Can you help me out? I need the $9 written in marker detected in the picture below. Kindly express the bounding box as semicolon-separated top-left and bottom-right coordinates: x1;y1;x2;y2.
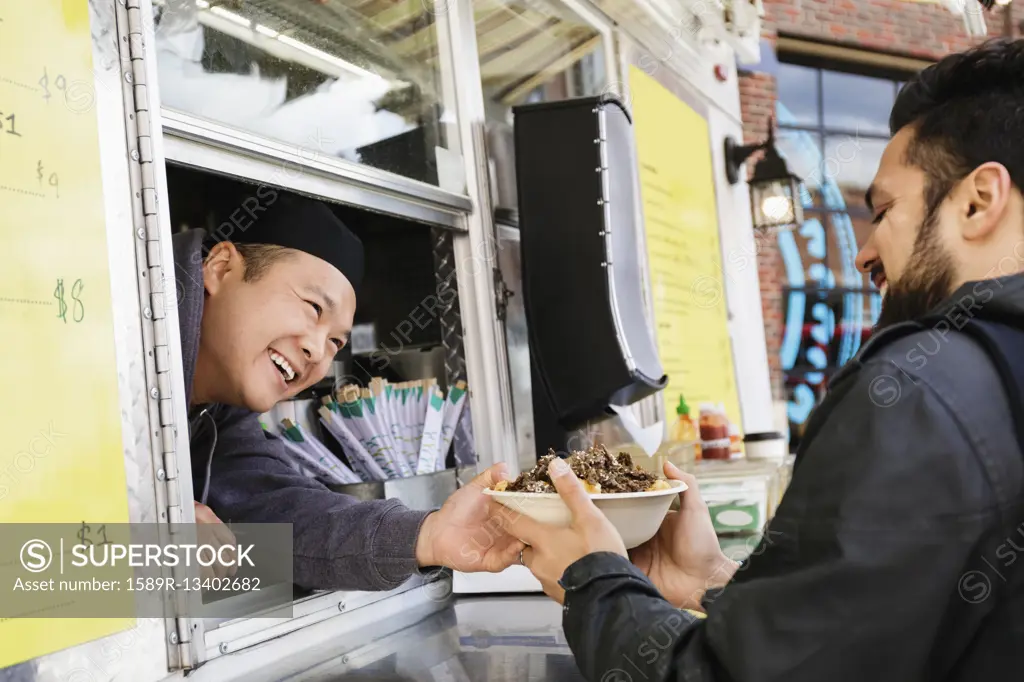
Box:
37;161;59;198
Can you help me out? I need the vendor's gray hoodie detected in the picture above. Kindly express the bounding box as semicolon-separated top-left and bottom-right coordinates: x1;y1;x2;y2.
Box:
173;229;429;591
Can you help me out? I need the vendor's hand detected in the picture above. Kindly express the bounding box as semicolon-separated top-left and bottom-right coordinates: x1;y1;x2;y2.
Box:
415;464;525;573
628;462;738;611
493;458;627;604
194;501;238;580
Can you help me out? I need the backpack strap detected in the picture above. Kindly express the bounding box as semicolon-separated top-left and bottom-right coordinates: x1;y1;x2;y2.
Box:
941;319;1024;460
854;317;1024;456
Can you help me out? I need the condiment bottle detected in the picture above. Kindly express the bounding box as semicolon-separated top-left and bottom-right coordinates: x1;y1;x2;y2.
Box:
671;396;698;443
670;395;700;461
700;403;731;460
729;422;742;456
719;403;743;457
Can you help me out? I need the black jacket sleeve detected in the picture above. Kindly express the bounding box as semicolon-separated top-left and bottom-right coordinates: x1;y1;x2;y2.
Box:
561;362;1007;682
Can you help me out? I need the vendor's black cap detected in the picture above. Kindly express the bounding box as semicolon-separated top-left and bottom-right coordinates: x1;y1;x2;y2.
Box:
203;191;364;295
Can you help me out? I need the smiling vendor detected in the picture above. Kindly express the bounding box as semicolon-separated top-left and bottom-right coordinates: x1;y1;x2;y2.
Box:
172;191;523;591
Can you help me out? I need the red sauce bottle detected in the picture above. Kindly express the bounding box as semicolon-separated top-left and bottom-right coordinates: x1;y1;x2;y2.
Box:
699;404;731;460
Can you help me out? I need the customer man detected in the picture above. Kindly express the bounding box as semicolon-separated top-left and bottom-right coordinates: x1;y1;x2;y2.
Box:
499;40;1024;680
174;192;523;591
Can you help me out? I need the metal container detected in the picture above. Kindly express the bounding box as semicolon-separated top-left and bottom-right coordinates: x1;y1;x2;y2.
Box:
327;479;387;503
328;468;460;511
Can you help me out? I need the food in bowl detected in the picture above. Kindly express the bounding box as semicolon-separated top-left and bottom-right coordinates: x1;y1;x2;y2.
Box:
485;445;684;548
491;445;673;494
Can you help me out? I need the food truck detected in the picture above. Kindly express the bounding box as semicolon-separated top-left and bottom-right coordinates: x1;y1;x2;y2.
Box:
0;0;783;679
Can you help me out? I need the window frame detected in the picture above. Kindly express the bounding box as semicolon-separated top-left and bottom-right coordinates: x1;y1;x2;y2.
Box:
774;56;916;439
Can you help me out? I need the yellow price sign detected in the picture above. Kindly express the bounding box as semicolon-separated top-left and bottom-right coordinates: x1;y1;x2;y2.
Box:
0;0;133;666
629;66;743;431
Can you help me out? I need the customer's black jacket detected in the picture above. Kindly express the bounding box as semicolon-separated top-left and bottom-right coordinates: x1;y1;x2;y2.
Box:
562;275;1024;682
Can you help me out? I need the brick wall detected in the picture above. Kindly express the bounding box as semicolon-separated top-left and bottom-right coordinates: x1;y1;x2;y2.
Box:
762;0;1014;56
738;72;783;394
741;0;1022;399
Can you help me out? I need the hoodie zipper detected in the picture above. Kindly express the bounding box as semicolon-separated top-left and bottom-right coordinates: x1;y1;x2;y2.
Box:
188;406;219;506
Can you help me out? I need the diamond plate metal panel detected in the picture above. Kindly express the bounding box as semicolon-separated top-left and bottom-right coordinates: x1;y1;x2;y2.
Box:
431;226;465;386
430;226;477;467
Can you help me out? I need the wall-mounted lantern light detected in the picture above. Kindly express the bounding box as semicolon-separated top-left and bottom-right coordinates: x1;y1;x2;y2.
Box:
724;120;804;232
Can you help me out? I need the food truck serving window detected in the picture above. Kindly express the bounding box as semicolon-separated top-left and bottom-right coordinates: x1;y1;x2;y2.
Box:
152;0;459;188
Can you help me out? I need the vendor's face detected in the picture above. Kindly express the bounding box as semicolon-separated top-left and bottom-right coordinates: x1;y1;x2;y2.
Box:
200;243;355;413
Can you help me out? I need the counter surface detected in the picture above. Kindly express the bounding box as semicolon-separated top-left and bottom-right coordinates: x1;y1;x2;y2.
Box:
278;595;585;682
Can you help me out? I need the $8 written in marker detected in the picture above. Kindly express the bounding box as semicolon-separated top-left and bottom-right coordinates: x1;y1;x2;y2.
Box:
53;278;84;323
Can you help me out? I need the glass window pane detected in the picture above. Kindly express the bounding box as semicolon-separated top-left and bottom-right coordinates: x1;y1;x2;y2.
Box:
781;289;837;370
826;212;868;289
776;127;824;209
861;290;883;341
822;71;894;135
783;287;880;376
822;135;887;206
785;372;828;448
476;0;607;210
785;288;880;368
832;289;879;364
476;0;607;124
781;212;832;286
153;0;457;187
776;63;819;128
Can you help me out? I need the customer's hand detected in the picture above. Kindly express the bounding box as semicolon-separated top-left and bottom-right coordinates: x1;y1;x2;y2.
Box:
415;464;525;573
493;458;627;604
628;462;738;611
194;500;238;580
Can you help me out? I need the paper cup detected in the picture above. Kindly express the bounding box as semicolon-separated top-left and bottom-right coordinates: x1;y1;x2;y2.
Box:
743;432;788;460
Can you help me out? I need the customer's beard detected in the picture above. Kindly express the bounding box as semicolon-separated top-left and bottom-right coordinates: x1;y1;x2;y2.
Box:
874;211;956;331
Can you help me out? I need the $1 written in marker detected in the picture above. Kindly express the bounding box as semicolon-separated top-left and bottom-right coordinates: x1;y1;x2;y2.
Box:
0;109;22;137
77;522;112;547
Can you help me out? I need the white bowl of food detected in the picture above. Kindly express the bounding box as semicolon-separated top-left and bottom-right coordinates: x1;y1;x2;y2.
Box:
485;447;686;549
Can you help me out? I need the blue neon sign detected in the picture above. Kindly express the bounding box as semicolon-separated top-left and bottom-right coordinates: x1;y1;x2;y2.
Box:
775;103;881;438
